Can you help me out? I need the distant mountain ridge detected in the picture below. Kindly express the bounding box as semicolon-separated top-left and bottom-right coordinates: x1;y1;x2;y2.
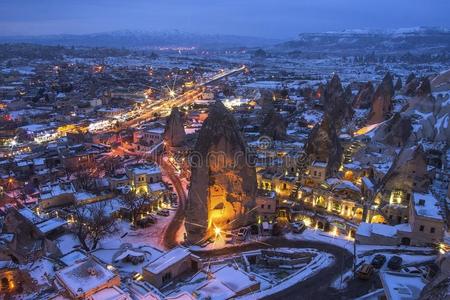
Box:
277;26;450;54
0;30;279;49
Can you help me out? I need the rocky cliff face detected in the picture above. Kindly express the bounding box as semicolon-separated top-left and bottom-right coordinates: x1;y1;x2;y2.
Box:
373;112;412;146
431;68;450;92
353;81;374;109
323;74;354;129
186;101;257;243
163;107;186;148
383;144;430;194
415;77;432;97
367;73;394;125
305;115;343;177
407;92;450;144
260;109;287;140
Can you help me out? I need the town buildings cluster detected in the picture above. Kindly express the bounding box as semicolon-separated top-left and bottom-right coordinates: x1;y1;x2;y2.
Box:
0;41;449;299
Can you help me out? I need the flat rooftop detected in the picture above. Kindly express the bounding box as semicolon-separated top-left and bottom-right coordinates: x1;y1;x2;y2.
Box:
380;271;426;300
144;247;191;275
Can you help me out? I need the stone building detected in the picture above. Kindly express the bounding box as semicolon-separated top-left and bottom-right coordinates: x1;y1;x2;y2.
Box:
255;190;277;223
256;169;295;200
55;258;121;299
142;247;201;288
356;191;445;246
126;163;162;195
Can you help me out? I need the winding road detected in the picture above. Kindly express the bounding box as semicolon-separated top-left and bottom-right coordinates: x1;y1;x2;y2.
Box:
161;157;187;249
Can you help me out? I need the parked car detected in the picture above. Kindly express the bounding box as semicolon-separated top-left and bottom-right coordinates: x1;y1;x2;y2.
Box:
402;266;428;279
237;228;249;241
388;256;403;270
292;221;306;233
357;264;374;280
371;254;387;268
157;209;170;217
136;216;154;228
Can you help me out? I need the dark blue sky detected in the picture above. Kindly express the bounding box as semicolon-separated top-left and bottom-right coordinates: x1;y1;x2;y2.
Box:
1;0;449;38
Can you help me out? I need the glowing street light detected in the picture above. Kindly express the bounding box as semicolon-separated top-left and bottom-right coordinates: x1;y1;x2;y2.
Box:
214;227;221;236
213;224;222;240
169;90;176;98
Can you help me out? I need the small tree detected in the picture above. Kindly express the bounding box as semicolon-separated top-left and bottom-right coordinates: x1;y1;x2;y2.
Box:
72;167;98;192
120;192;155;225
71;201;117;250
103;156;121;174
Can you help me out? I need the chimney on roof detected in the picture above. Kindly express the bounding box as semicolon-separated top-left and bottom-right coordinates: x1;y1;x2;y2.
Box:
87;267;97;276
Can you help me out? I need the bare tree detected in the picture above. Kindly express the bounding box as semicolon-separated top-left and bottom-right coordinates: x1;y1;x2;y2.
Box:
71;201;117;250
72;167;98;192
102;156;121;174
120;192;156;225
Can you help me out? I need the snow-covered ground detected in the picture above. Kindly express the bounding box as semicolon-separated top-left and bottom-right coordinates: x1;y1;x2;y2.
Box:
25;257;56;286
286;228;435;259
238;249;334;299
286;228;356;252
99;212;174;251
164;248;333;300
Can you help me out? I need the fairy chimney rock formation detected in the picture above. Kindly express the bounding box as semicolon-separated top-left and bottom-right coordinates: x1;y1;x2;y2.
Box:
394;77;403;91
163;107;186;148
323;74;354;129
353;81;374;109
260;109;287;140
367;72;394;125
373;112;412;147
402;73;419;96
305;115;343;177
186;101;257;243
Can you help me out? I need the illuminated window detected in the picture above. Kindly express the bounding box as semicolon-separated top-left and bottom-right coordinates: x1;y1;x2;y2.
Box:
389;190;403;204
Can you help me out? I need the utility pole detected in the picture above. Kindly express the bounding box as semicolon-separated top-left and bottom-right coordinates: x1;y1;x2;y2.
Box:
353;239;357;279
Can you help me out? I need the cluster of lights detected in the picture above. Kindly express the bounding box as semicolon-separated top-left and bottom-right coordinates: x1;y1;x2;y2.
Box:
34;132;59;144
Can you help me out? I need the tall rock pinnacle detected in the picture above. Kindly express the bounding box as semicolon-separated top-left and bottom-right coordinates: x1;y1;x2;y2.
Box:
323;73;354;129
353;81;374;109
367;72;394;125
260;109;287;140
185;101;257;243
305;114;343;178
163;107;186;148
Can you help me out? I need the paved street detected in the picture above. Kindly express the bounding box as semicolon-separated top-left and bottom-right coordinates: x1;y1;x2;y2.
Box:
191;237;382;299
161;158;187;249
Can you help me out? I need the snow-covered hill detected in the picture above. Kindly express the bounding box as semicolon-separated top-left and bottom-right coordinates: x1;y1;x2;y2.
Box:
277;27;450;55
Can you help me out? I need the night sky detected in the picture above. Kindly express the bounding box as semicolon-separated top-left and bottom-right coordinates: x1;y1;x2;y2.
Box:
1;0;449;38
